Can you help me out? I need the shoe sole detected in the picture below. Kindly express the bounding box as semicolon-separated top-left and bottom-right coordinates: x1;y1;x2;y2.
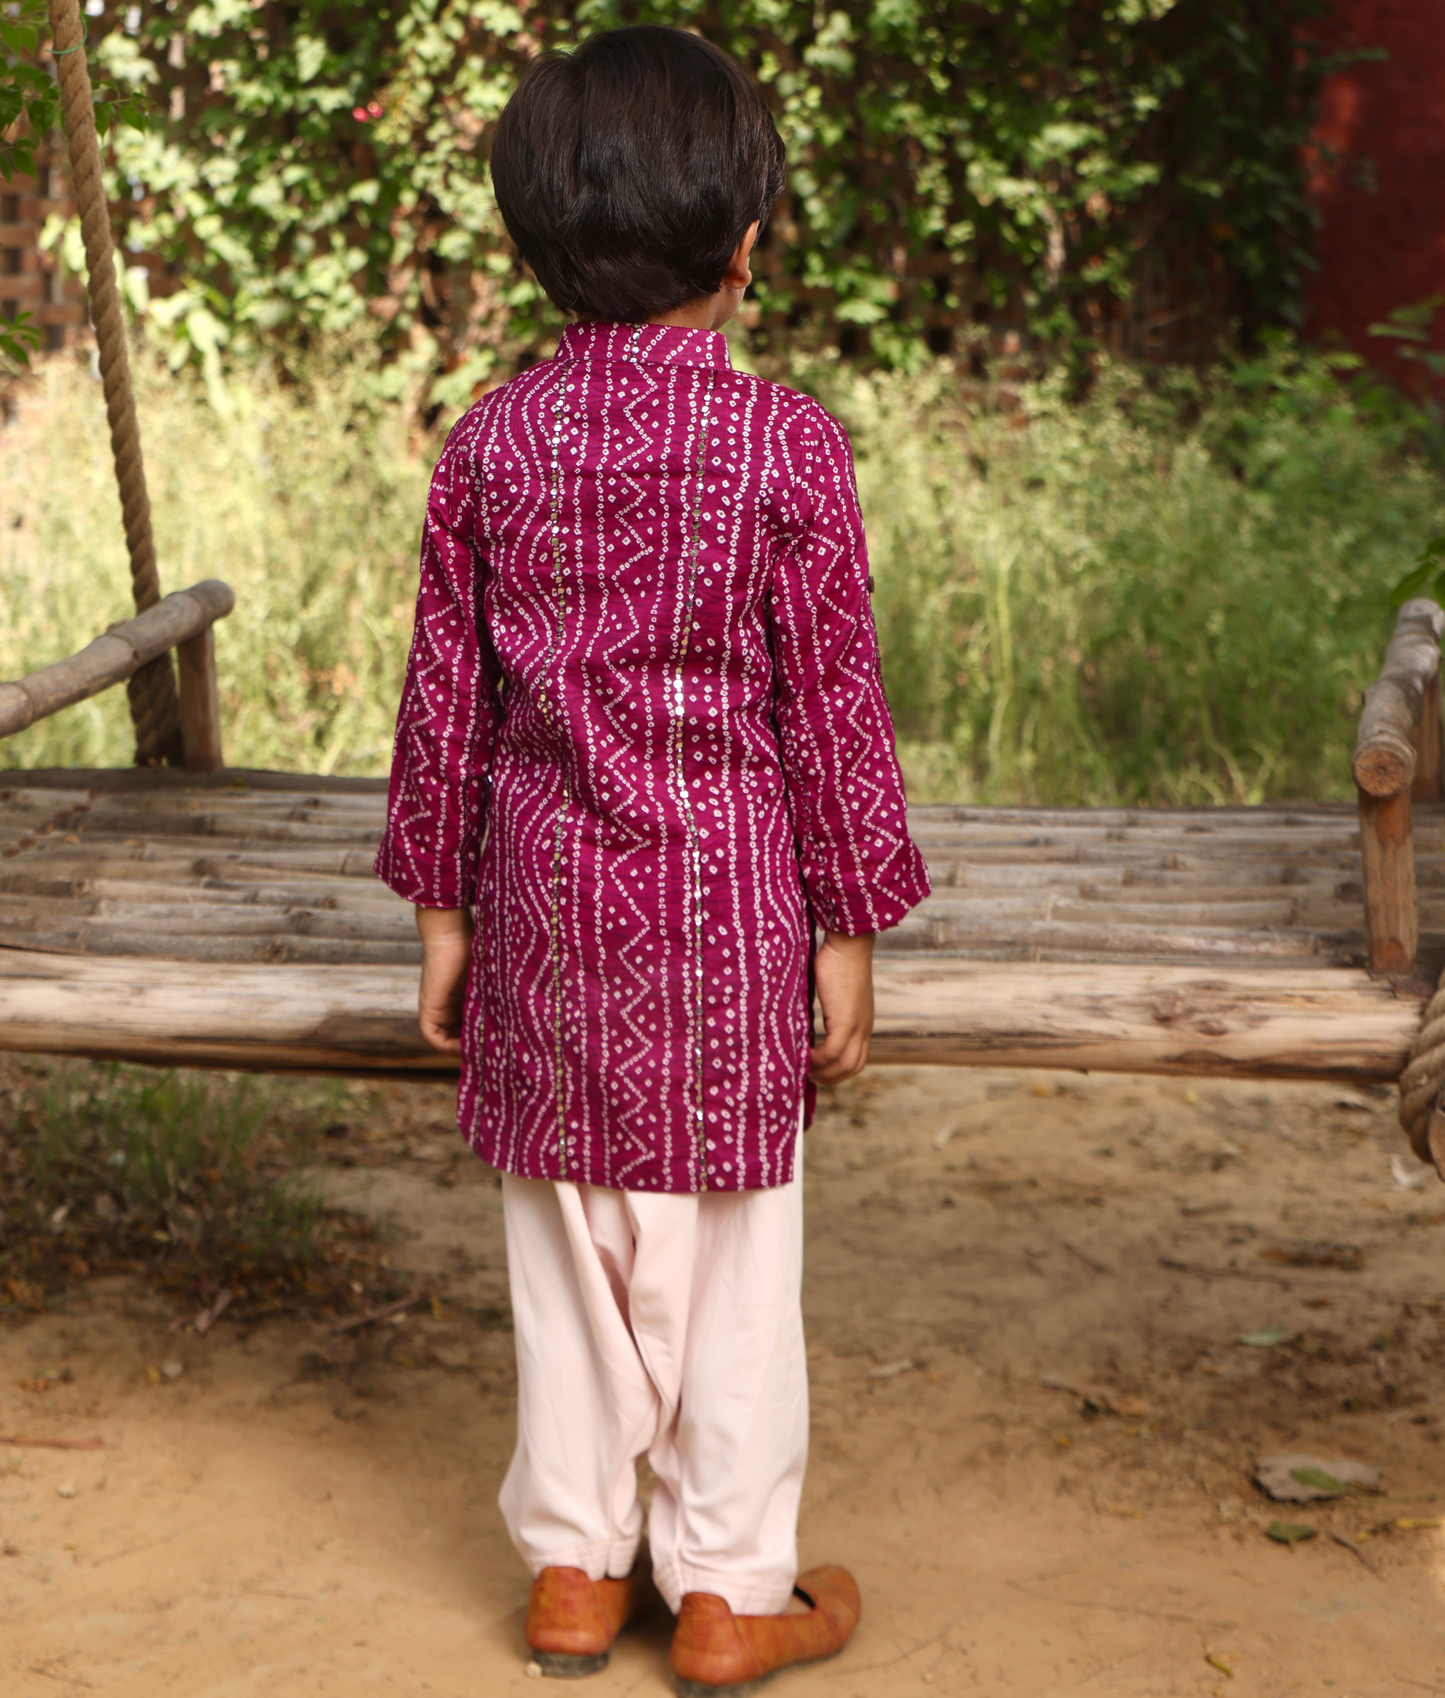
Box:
674;1643;847;1696
533;1649;610;1678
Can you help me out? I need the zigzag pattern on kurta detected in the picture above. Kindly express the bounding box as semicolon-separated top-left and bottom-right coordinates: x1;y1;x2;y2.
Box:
376;321;929;1193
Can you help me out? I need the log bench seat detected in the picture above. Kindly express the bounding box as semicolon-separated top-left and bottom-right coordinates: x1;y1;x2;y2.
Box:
0;768;1427;1084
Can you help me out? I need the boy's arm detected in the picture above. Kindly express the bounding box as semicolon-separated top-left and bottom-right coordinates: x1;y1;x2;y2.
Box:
374;418;503;1051
768;401;931;1016
374;417;504;914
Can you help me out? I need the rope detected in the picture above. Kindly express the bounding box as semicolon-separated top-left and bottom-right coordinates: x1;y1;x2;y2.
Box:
46;0;182;766
1399;967;1445;1174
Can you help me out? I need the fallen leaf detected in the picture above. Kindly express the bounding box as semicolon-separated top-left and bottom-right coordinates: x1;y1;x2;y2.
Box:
1266;1521;1317;1546
1238;1327;1289;1348
1205;1653;1234;1677
1255;1453;1383;1502
145;1366;162;1385
1292;1468;1348;1493
1394;1518;1441;1531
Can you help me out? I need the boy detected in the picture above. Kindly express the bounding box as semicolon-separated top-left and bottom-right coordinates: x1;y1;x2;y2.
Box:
376;25;929;1694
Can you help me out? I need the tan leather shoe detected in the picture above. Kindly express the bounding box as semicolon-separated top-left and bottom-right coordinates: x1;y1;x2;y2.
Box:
670;1565;861;1695
525;1558;657;1678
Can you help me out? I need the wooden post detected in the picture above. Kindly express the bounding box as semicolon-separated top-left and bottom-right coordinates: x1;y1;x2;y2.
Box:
1353;598;1445;975
1413;667;1443;802
1357;788;1418;973
177;627;224;774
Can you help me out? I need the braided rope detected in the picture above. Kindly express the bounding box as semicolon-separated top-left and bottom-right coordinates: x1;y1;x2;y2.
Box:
1399;970;1445;1173
47;0;181;765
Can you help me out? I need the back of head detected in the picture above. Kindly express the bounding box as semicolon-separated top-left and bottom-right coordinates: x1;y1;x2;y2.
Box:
491;26;786;324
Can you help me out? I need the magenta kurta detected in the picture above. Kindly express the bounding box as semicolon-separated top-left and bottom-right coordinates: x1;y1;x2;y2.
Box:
376;320;929;1193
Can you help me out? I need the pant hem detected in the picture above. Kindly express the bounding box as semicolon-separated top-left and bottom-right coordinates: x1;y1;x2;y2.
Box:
520;1534;642;1584
651;1555;796;1617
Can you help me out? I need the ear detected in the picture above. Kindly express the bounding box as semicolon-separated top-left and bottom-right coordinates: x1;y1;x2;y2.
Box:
722;221;760;291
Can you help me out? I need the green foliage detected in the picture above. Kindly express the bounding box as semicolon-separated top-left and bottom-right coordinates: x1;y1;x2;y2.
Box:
0;337;432;774
4;337;1440;807
0;0;149;368
7;1058;328;1284
821;337;1445;804
77;0;1337;382
1390;533;1445;607
1368;297;1445;386
0;0;64;191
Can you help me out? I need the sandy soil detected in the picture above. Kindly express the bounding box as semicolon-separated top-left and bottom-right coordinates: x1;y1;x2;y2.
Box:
4;1065;1445;1698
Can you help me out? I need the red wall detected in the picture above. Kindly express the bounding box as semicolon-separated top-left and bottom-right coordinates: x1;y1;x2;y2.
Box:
1306;0;1445;392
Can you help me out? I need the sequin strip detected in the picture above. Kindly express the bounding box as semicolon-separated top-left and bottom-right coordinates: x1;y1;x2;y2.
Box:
668;365;715;1188
543;364;573;1177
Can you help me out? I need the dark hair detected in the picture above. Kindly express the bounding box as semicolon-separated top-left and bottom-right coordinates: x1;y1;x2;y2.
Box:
490;26;785;323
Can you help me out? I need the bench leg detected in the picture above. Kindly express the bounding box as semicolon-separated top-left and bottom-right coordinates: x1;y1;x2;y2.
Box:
1358;786;1417;974
177;628;224;775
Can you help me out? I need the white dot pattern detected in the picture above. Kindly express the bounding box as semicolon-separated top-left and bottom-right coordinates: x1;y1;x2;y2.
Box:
375;320;930;1193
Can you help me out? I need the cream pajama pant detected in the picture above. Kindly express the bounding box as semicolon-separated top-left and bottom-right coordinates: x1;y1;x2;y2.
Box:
498;1131;808;1617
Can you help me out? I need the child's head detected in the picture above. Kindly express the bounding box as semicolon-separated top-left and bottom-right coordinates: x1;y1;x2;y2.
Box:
491;26;785;326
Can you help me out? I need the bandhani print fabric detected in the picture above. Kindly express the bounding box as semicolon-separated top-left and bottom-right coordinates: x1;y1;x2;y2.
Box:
376;320;929;1193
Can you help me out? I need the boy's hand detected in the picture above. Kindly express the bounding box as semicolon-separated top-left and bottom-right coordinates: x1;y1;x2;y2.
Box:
809;931;875;1085
415;906;474;1054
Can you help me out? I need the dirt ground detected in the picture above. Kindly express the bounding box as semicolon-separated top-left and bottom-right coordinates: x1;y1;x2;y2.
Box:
4;1064;1445;1698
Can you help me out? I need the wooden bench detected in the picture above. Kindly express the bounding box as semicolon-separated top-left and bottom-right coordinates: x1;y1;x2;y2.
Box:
0;591;1438;1086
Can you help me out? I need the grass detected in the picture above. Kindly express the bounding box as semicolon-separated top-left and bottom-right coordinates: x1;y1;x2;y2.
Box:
827;346;1445;805
0;340;429;778
0;1053;394;1312
2;335;1442;804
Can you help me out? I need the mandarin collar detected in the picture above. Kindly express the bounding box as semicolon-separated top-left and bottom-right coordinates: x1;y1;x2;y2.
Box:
557;320;732;371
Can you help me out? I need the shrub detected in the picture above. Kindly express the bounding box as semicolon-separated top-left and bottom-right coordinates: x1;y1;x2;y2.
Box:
2;338;1440;804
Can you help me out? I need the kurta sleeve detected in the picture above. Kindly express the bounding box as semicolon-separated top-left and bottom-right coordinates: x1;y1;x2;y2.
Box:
767;400;931;935
374;415;503;908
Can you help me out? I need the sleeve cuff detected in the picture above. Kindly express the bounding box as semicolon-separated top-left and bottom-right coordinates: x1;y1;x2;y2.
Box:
807;841;932;935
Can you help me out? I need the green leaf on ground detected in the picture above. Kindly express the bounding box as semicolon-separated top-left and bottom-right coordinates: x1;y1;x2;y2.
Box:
1266;1521;1317;1546
1290;1468;1347;1493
